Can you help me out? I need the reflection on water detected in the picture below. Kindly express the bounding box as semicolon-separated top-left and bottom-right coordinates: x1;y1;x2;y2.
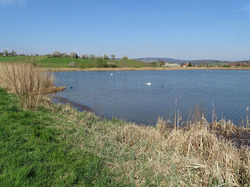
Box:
51;70;250;126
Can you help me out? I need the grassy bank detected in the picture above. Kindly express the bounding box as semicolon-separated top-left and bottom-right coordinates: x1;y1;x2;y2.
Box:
0;88;126;186
0;87;249;186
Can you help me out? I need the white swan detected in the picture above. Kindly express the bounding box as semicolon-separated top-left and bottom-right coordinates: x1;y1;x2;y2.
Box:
110;73;113;76
146;83;151;86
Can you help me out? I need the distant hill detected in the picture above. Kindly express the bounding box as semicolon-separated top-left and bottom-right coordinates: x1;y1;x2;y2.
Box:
135;57;222;64
135;57;250;64
135;57;188;64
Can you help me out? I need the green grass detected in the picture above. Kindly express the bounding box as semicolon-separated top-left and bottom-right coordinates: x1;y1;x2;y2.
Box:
0;56;47;63
39;57;87;68
0;56;154;69
117;59;153;68
0;88;125;186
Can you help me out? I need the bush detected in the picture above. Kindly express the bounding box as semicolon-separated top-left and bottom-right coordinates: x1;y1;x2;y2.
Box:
0;63;54;110
62;53;70;58
96;59;108;68
107;61;118;68
90;54;95;59
70;52;78;58
81;54;89;59
50;51;62;58
68;61;76;67
121;55;128;60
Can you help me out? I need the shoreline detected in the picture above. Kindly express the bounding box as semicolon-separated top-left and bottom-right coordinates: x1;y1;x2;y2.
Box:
45;66;250;72
47;93;250;147
51;96;93;112
1;87;249;186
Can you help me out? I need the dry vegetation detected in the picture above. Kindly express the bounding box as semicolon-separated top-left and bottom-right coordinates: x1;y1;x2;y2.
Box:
0;63;57;110
52;104;249;186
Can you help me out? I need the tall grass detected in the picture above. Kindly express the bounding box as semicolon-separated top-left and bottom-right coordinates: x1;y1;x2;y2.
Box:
0;63;54;110
247;106;249;129
50;104;249;186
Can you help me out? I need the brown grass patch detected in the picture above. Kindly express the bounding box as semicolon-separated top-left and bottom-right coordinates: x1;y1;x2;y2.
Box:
41;86;65;94
118;120;249;186
54;106;249;186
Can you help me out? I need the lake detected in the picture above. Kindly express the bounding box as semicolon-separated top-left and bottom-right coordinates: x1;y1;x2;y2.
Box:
51;70;250;126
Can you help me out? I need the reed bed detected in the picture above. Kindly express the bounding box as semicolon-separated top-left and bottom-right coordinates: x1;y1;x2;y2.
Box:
51;104;249;186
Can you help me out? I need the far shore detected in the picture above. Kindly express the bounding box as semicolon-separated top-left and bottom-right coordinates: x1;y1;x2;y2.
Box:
45;66;250;72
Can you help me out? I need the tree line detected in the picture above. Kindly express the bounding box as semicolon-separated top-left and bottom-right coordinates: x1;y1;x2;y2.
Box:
0;50;17;57
49;51;122;60
0;50;129;60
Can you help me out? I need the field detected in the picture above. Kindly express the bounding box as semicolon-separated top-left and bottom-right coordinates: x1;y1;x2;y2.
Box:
0;56;154;69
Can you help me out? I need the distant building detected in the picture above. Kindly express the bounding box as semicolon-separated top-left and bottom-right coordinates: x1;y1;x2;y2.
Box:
229;62;246;67
181;63;190;67
163;63;180;68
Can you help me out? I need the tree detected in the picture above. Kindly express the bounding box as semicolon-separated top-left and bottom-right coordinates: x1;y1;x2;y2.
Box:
12;50;17;56
122;55;128;60
0;52;3;56
111;54;115;60
188;62;192;67
81;54;89;59
90;54;95;59
158;60;166;66
70;52;78;58
8;52;13;57
51;51;62;58
8;50;17;57
103;54;109;60
3;50;8;57
62;53;70;58
97;55;103;59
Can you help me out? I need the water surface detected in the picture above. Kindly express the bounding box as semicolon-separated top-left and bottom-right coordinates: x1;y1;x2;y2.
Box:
51;70;250;126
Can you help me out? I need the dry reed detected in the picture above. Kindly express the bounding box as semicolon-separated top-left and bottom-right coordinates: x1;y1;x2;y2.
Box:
0;63;54;110
53;104;249;186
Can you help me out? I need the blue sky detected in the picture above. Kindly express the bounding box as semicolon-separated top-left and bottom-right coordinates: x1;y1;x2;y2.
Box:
1;0;250;60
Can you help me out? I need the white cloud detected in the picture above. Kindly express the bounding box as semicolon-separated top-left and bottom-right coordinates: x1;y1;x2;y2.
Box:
238;5;250;11
0;0;25;6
